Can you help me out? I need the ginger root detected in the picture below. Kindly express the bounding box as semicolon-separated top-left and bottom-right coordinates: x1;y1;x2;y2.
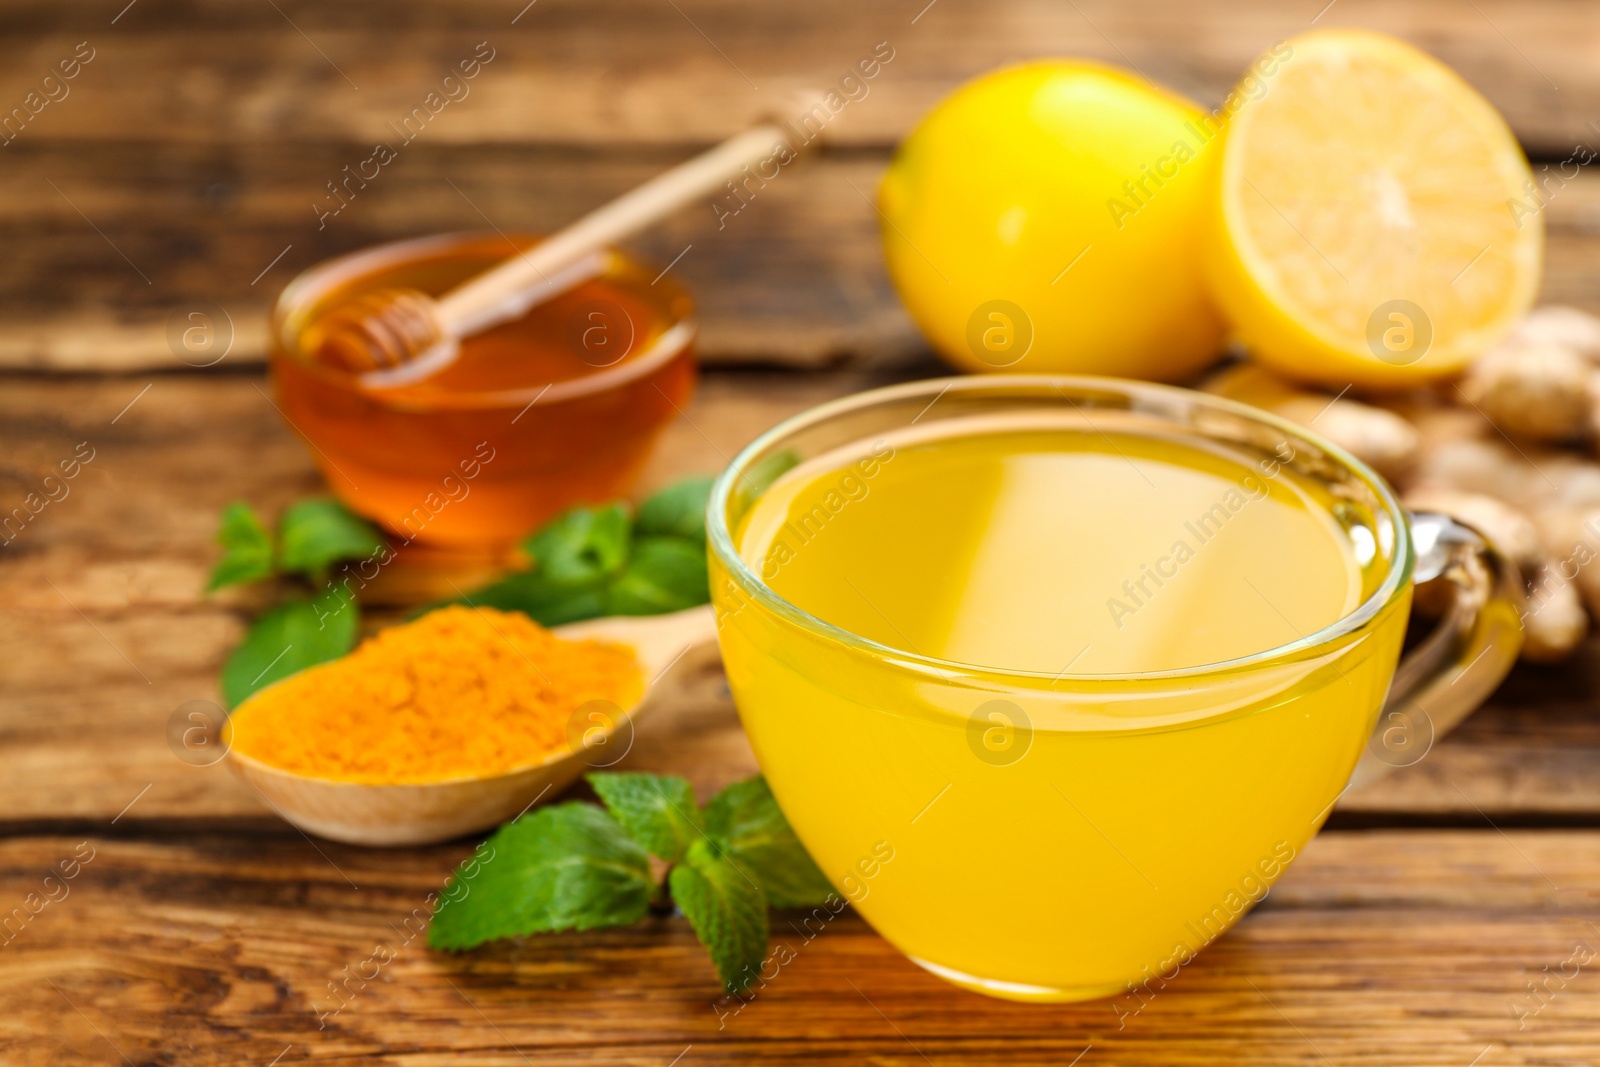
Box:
1529;506;1600;619
1407;429;1600;516
1201;363;1420;480
1401;490;1592;662
1271;395;1420;480
1206;307;1600;665
1457;341;1595;442
1400;486;1544;574
1521;564;1589;663
1508;305;1600;359
1407;437;1530;507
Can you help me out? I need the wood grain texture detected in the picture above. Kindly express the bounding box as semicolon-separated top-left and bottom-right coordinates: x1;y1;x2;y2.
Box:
0;144;916;371
0;0;1589;151
1;0;1597;372
7;144;1600;374
2;369;1599;828
0;369;880;825
1339;653;1600;822
5;5;1600;1060
2;830;1597;1065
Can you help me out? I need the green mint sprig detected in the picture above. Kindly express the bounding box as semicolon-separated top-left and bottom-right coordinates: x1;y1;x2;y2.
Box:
428;773;833;994
208;502;275;591
274;498;388;578
453;476;714;626
210;476;715;707
220;588;360;708
208;497;386;707
209;497;386;593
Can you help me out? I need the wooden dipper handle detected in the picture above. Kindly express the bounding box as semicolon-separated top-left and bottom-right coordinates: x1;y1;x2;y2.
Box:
434;123;792;336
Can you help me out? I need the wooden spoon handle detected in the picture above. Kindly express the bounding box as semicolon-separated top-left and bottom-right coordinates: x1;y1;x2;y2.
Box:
553;603;720;683
435;125;788;333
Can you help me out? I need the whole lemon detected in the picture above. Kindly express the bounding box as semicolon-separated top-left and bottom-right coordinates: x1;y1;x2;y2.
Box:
879;61;1225;380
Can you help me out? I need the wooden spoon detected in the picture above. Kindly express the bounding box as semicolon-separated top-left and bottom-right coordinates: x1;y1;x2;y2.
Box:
306;120;797;386
225;604;720;847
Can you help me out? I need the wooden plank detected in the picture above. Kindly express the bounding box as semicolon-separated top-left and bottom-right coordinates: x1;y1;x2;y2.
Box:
0;144;916;372
1341;651;1600;822
0;369;882;825
0;0;1589;153
3;141;1600;373
4;370;1600;826
1;829;1595;1064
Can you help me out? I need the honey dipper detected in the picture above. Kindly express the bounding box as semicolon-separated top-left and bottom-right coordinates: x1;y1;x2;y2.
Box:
306;116;811;385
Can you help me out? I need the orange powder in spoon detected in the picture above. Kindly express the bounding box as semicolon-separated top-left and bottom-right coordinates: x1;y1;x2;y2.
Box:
226;606;643;783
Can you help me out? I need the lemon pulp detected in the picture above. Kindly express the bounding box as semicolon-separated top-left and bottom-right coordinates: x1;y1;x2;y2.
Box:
1208;29;1541;387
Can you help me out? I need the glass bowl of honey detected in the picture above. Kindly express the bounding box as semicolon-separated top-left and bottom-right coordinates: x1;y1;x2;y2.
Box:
270;233;696;550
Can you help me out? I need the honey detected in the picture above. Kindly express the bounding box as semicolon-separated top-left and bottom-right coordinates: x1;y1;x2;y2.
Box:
271;233;695;548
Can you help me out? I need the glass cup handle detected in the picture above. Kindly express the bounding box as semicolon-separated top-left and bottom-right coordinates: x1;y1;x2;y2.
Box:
1349;510;1526;789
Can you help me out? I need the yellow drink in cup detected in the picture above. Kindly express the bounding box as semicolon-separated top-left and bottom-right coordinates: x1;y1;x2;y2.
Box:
707;377;1521;1001
738;428;1376;675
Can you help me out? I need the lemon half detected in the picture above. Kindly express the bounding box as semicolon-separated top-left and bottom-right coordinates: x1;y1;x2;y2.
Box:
1207;29;1542;388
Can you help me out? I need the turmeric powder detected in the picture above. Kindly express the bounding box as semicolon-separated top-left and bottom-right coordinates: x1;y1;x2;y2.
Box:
227;606;643;783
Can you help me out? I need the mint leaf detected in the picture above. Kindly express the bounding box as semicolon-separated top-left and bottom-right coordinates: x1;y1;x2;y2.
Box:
449;489;711;627
453;570;610;627
220;587;359;707
636;476;715;542
208;502;275;591
588;772;702;862
704;777;833;908
671;838;769;993
525;503;632;585
604;535;708;616
277;499;385;578
428;803;653;951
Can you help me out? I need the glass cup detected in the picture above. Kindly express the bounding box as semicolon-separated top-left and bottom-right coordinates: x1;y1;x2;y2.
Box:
271;232;695;549
707;376;1522;1002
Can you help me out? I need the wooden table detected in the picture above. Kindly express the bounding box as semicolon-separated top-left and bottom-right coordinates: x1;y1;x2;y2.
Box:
5;2;1600;1063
